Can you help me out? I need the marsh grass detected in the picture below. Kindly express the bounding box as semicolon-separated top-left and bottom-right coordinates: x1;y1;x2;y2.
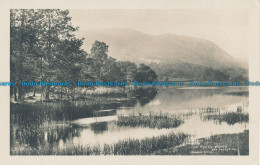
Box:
180;107;221;120
169;130;249;155
198;107;220;114
203;112;249;125
10;95;122;122
117;113;183;129
11;132;188;155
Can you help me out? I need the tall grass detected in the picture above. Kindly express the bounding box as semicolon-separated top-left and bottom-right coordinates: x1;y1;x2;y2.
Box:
170;130;249;155
198;107;220;114
203;112;249;125
117;113;183;129
11;132;188;155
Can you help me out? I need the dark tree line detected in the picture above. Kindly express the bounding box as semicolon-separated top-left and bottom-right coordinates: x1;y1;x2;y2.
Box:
10;9;158;102
149;62;248;82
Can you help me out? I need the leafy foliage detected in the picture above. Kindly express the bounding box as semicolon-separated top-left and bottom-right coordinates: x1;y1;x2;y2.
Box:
10;9;158;102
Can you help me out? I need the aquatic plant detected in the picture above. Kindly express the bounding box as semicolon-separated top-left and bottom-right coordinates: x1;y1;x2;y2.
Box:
203;112;249;125
117;113;183;129
11;132;188;155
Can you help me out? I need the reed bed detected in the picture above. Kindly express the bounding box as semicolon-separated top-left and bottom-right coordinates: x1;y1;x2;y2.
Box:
198;107;220;114
203;112;249;125
11;132;188;155
117;113;184;129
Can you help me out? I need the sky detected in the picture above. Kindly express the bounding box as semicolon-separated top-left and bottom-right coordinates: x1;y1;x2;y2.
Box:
69;9;249;59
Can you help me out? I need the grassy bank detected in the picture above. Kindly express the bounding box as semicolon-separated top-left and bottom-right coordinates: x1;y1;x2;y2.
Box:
162;130;249;155
10;94;125;123
117;113;183;129
11;132;188;155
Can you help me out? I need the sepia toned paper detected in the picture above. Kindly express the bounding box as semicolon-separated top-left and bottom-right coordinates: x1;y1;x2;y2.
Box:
0;0;259;164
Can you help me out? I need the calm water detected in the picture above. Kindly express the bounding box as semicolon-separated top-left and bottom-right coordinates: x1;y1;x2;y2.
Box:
10;87;249;150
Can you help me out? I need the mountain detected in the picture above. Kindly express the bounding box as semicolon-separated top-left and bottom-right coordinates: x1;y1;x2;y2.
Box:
77;28;246;70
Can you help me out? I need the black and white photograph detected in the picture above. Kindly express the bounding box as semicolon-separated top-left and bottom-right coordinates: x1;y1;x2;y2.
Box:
0;0;259;164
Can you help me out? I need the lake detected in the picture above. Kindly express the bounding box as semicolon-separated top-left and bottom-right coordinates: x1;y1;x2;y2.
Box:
10;86;249;154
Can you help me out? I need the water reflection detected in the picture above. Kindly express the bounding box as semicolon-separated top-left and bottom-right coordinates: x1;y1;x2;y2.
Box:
10;87;249;150
121;87;249;114
130;87;158;106
90;122;108;134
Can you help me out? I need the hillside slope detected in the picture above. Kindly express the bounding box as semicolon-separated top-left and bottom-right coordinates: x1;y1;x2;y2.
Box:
78;28;245;70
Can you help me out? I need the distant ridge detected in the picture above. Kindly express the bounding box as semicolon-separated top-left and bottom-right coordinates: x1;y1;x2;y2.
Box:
77;28;246;70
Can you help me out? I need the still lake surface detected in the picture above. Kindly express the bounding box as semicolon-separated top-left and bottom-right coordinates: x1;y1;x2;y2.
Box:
10;87;249;150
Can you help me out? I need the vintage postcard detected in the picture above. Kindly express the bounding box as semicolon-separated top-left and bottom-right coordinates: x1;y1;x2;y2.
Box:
0;0;259;164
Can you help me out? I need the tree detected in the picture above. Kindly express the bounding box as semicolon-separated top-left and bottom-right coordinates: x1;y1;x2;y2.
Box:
90;40;109;79
10;9;39;101
134;63;158;82
101;57;122;82
117;61;137;82
10;9;85;101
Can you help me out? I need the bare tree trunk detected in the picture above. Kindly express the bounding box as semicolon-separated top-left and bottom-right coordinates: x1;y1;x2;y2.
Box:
66;88;70;100
45;86;50;100
18;86;22;101
33;86;36;96
14;86;17;101
60;88;63;99
40;57;44;100
41;85;44;100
